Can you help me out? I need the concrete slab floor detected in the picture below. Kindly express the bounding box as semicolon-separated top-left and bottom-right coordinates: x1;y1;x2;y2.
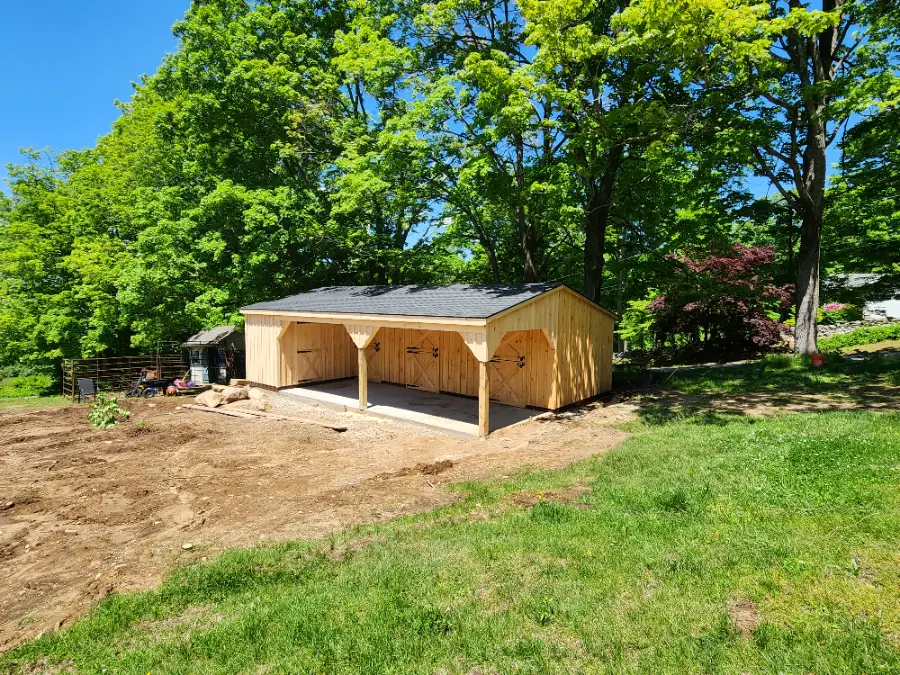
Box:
280;379;539;437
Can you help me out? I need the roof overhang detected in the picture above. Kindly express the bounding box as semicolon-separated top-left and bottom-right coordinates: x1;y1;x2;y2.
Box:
240;308;488;329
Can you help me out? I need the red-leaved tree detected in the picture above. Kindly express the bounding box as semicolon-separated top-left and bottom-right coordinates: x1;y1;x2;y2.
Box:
649;245;792;358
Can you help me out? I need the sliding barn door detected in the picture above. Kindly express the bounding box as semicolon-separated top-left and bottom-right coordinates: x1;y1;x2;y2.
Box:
489;332;527;407
405;330;441;392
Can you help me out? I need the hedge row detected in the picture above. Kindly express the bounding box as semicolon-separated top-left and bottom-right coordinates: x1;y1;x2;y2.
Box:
818;323;900;354
0;374;55;399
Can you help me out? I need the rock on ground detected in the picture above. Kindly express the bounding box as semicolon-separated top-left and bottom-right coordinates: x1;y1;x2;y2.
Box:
196;390;225;408
219;386;249;403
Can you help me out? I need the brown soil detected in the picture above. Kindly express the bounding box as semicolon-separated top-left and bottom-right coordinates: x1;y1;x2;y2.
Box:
0;395;629;650
509;485;592;508
727;598;761;637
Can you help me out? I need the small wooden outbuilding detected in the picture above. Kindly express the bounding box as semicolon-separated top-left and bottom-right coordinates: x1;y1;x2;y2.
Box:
240;284;615;436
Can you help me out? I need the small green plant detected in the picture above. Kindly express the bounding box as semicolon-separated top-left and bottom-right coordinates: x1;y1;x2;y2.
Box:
819;322;900;353
532;595;557;626
88;392;131;429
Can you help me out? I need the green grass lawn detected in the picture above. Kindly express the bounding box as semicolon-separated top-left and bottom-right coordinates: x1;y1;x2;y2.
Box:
663;353;900;399
0;395;72;411
3;406;898;673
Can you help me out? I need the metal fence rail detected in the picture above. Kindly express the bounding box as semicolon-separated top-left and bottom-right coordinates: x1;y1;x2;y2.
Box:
61;353;188;399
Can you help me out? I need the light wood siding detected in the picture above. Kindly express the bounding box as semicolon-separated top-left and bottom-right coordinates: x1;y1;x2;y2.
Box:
242;285;613;410
554;289;614;407
486;289;560;357
360;328;479;398
245;314;283;387
366;327;551;407
440;330;480;398
279;322;356;387
375;327;407;386
521;328;556;408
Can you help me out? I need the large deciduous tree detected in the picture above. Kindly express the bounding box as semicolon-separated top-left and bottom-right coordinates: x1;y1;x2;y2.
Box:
522;0;689;302
617;0;900;355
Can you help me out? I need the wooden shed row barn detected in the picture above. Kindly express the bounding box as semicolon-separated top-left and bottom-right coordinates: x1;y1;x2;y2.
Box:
240;284;615;436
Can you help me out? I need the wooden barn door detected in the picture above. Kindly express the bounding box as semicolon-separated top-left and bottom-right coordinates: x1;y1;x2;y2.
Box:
405;330;440;392
489;332;527;407
365;336;383;383
284;323;325;385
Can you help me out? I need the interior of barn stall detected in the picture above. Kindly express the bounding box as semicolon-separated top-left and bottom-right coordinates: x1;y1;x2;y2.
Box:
277;322;556;409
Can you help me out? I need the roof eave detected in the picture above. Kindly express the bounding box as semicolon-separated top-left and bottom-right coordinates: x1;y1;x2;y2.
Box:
240;307;489;327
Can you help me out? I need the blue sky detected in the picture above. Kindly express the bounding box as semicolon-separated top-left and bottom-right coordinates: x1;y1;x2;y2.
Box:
0;1;190;184
0;1;821;203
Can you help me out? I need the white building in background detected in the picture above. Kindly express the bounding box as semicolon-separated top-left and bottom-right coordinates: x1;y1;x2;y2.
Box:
826;274;900;320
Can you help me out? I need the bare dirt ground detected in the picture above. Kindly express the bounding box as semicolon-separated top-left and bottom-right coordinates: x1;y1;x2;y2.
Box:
0;394;632;650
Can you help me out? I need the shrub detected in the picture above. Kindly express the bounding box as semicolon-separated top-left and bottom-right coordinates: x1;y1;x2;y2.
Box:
647;244;792;359
820;303;863;324
0;374;54;398
819;323;900;353
88;392;131;429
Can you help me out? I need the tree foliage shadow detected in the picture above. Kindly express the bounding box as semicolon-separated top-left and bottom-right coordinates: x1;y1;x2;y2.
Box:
618;353;900;426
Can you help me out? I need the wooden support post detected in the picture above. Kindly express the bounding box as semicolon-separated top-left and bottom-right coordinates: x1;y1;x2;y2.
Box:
478;360;490;437
358;347;368;411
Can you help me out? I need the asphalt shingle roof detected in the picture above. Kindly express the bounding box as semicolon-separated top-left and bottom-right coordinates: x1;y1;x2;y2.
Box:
241;284;562;320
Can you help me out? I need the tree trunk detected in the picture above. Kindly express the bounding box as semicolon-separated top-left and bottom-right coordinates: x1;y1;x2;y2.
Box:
793;96;828;356
514;134;538;282
583;144;624;303
519;205;538;282
457;202;501;283
794;212;821;356
484;242;501;283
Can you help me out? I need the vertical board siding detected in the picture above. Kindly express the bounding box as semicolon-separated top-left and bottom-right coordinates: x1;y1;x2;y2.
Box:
245;314;283;387
243;287;612;408
523;328;555;408
486;290;560;356
373;328;551;407
279;322;356;387
554;290;614;407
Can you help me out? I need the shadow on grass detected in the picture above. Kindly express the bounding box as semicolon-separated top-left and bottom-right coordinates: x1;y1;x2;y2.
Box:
616;353;900;427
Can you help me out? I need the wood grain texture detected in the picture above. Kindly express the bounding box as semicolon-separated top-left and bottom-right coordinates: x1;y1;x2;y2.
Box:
357;348;368;410
553;289;614;407
478;360;490;437
278;322;356;387
245;314;284;387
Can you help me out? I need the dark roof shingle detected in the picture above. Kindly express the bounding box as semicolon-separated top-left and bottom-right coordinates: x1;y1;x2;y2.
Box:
241;284;561;319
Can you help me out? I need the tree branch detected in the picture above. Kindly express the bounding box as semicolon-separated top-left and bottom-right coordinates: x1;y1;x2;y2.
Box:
831;25;872;78
752;146;799;210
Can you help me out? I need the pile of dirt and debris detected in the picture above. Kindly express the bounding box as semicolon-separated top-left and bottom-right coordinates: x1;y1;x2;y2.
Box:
188;384;346;431
195;383;266;410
